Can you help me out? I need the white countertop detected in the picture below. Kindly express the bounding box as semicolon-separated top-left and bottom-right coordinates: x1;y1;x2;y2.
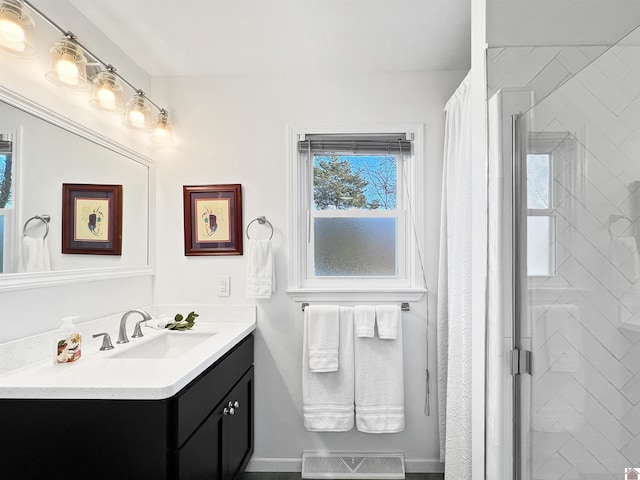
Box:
0;316;256;400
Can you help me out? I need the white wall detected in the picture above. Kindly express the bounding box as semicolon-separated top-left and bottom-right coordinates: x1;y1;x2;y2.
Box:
150;70;466;471
0;0;155;342
487;0;640;47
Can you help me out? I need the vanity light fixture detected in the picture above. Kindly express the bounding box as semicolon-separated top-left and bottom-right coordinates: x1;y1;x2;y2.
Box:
124;90;152;130
0;0;36;57
89;66;125;113
2;0;176;146
150;109;174;145
45;33;89;90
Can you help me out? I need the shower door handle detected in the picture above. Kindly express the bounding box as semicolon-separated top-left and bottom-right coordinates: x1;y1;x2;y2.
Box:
510;349;531;375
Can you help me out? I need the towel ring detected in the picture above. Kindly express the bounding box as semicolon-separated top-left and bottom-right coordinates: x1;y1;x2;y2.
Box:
608;214;633;238
23;215;51;239
246;216;273;240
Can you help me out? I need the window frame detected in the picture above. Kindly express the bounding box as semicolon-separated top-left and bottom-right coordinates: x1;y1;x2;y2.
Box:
287;124;426;302
526;152;556;277
525;132;577;285
0;126;18;274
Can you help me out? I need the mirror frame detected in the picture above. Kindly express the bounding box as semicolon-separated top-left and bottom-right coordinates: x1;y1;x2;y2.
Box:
0;84;156;292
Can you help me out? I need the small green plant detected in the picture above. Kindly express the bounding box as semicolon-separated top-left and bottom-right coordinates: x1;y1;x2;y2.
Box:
166;311;199;330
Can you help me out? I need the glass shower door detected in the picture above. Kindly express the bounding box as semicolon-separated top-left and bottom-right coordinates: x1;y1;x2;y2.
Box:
513;28;640;479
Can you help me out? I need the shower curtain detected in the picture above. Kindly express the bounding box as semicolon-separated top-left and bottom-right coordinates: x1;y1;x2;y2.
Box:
437;72;472;479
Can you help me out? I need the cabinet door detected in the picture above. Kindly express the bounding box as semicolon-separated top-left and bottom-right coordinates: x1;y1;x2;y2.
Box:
224;367;254;480
177;408;224;480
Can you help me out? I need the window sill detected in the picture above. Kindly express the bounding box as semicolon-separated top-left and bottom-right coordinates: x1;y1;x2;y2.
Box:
286;287;426;303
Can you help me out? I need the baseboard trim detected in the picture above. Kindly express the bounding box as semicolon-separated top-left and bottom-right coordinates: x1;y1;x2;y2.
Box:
246;457;444;473
247;458;302;472
404;459;445;473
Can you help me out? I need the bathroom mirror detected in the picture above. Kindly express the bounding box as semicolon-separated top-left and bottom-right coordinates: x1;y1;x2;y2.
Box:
0;85;154;291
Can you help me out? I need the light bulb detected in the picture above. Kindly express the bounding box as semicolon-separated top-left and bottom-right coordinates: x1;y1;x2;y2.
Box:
97;84;116;110
153;125;169;139
56;52;79;86
0;13;24;52
152;125;169;142
128;108;146;129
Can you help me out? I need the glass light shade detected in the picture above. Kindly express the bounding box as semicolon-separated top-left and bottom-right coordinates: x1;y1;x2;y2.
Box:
150;110;174;145
0;0;36;57
45;38;89;90
123;92;151;130
89;70;124;113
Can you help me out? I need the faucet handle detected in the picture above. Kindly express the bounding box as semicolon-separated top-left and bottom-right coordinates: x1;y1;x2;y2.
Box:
132;319;149;338
92;333;114;351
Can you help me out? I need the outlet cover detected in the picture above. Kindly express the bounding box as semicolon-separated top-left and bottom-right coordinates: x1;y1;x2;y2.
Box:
217;275;230;297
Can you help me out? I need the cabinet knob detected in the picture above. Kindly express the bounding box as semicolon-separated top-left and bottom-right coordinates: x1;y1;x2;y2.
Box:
223;407;230;416
228;400;240;409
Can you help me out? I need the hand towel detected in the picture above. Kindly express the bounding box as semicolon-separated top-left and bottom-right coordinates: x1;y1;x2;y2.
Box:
20;236;51;273
354;305;375;338
355;318;404;433
246;239;275;298
306;305;340;372
376;305;400;340
303;306;355;432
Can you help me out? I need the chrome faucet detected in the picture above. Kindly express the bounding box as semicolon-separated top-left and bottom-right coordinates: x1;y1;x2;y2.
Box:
117;309;152;344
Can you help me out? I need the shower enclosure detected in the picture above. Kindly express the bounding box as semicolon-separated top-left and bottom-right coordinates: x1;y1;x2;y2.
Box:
487;25;640;479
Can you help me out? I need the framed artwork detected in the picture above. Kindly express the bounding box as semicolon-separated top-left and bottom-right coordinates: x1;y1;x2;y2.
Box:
62;183;123;255
183;184;243;256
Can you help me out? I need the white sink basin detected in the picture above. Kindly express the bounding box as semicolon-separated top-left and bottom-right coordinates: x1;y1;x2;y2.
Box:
110;332;216;359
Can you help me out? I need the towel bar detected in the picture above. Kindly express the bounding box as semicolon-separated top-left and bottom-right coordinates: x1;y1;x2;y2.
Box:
23;214;50;239
301;302;410;312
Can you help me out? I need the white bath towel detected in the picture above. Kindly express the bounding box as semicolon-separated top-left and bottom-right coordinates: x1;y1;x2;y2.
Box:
20;236;51;273
303;307;355;432
306;305;340;372
354;305;375;338
354;318;404;433
376;305;400;340
246;239;275;298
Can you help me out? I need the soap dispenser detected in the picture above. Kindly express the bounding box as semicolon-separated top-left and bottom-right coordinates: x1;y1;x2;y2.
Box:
54;316;82;365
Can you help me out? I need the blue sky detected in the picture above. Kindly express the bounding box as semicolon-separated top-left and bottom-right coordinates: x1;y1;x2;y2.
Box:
314;154;397;209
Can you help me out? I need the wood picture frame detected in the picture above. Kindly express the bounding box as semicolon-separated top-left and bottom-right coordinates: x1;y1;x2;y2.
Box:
62;183;123;255
183;184;243;256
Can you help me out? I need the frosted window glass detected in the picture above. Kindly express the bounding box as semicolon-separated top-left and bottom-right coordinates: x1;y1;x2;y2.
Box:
527;216;555;276
527;154;550;209
314;217;396;276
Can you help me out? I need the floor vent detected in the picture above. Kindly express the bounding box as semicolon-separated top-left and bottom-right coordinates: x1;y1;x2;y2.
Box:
301;452;405;479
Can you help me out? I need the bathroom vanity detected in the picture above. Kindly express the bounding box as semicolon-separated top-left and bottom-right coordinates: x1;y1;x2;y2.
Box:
0;316;255;480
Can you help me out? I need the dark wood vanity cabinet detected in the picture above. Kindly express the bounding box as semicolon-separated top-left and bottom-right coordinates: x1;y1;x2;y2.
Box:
0;334;254;480
176;367;254;480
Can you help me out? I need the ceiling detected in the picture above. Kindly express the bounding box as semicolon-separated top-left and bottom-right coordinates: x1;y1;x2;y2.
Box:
65;0;470;77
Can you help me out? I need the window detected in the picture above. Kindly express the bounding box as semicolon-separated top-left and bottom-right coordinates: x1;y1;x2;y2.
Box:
527;152;555;276
288;126;425;301
525;132;576;278
0;135;13;274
